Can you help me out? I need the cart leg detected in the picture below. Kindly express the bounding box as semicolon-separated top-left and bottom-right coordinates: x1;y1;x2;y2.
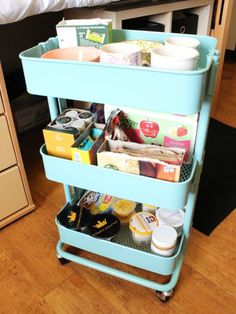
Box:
57;254;70;265
156;289;174;302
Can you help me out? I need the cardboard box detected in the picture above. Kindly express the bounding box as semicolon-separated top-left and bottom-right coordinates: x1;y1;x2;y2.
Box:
43;108;95;159
56;18;112;48
11;93;50;133
71;123;104;164
97;140;185;182
105;105;199;163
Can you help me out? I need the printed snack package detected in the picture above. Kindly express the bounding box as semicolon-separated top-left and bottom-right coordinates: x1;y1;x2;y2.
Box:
56;18;112;49
105;105;199;163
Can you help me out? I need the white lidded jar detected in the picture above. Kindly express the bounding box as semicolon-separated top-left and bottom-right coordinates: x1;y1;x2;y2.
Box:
142;203;158;215
129;212;158;246
151;225;177;257
156;208;185;237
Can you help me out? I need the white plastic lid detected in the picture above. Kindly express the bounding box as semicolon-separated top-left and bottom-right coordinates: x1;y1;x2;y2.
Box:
152;225;177;248
156;208;185;227
129;212;158;236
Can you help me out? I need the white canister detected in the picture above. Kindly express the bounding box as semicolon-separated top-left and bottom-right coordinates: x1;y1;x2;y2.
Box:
156;208;185;237
151;225;177;257
129;212;158;246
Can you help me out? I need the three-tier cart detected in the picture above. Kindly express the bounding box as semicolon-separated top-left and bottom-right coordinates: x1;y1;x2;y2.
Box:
20;29;219;301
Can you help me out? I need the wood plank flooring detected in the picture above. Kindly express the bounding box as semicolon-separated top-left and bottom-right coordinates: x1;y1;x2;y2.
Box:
0;61;235;313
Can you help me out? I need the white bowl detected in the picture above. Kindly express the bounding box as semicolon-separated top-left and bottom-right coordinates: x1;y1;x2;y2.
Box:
151;44;199;71
100;42;141;66
165;36;200;50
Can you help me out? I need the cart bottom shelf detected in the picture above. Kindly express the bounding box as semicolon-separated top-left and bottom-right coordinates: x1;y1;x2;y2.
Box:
56;240;184;292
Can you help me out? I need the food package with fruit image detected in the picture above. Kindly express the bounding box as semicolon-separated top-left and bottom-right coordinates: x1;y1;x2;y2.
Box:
104;105;199;163
97;139;185;182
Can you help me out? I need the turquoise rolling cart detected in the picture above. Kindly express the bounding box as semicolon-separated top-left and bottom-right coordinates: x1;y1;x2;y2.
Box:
20;29;219;301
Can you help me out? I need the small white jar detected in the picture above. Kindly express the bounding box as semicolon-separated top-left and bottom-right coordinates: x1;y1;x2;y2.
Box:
151;225;177;257
156;208;185;237
129;212;158;246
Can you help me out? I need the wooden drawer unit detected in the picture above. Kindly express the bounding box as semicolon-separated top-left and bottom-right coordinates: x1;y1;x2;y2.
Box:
0;115;16;171
0;63;35;228
0;166;28;220
0;94;3;114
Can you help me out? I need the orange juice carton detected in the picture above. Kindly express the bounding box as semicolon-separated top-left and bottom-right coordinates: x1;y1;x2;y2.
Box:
104;105;199;163
56;18;112;49
71;123;104;164
97;139;185;182
43;108;95;159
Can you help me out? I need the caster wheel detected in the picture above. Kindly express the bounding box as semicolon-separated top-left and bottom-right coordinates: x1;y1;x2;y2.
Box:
57;255;70;265
156;289;173;302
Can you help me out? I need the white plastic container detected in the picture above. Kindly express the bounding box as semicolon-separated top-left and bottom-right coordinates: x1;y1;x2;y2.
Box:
129;212;158;246
151;225;177;257
142;203;158;215
156;208;185;237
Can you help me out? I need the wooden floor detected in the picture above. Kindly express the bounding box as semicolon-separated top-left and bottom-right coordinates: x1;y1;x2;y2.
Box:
0;61;235;313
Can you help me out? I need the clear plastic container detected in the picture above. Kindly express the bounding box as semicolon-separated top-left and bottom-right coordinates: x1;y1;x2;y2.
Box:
112;198;136;224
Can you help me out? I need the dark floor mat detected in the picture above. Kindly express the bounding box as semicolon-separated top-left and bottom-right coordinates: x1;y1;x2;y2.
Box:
193;118;236;235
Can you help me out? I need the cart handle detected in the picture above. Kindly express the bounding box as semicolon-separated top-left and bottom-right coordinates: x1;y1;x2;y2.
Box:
206;49;220;96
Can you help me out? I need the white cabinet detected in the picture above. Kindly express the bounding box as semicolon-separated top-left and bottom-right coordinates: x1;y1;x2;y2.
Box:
64;0;214;35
